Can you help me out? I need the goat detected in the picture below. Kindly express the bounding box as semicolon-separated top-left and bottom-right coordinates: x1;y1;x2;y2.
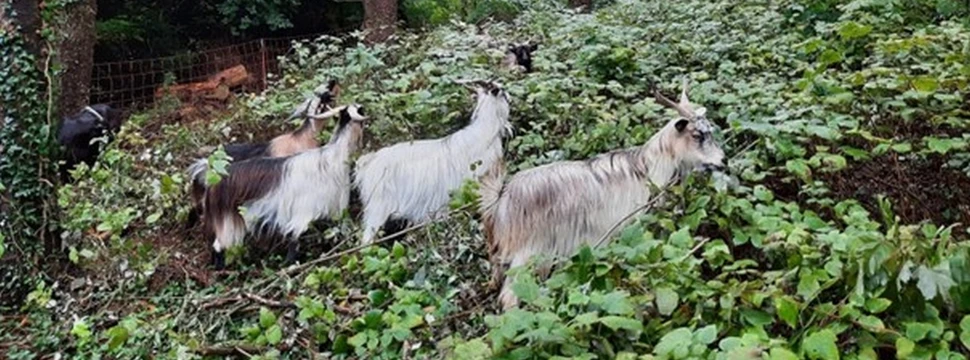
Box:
354;81;512;244
502;43;538;73
186;80;340;228
204;104;367;268
479;80;727;309
58;104;126;178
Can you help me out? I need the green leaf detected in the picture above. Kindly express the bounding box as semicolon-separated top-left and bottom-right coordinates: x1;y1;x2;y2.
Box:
740;309;773;327
452;338;492;360
265;324;283;345
694;325;718;345
775;296;798;328
912;76;939;93
896;337;915;358
769;347;799;360
797;272;821;301
511;274;540;303
655;287;679;316
599;291;634;316
858;316;885;331
803;329;839;360
865;298;892;314
904;322;934;342
259;307;277;329
654;328;693;358
106;325;129;351
838;21;872;39
599;316;643;332
786;159;811;181
819;49;843;66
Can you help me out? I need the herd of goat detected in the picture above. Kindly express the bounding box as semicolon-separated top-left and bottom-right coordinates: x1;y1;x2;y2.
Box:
58;44;727;309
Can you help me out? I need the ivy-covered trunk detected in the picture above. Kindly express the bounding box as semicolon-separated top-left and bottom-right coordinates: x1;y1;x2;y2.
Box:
0;0;61;309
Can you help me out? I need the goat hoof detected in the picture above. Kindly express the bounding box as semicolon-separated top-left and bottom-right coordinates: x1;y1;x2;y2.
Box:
211;251;226;270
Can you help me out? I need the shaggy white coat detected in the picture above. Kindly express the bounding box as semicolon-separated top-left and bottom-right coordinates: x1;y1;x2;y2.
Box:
480;105;725;309
354;88;511;243
211;106;365;253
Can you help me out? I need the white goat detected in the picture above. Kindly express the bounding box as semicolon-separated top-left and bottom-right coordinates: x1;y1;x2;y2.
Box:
354;81;512;244
186;81;341;228
204;105;367;268
479;81;727;309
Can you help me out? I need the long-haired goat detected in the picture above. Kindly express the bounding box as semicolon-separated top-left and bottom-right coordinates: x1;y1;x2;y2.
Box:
58;104;126;178
354;81;512;244
502;43;538;73
186;81;340;228
479;81;727;309
204;104;367;268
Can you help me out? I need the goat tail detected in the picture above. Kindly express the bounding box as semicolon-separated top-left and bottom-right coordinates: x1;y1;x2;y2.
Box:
478;160;507;289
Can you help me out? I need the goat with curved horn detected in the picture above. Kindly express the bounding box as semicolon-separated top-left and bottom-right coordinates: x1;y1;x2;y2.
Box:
479;79;726;310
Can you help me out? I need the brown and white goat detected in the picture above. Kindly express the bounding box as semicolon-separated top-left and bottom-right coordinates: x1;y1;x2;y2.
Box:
186;81;340;228
205;105;367;268
479;81;726;309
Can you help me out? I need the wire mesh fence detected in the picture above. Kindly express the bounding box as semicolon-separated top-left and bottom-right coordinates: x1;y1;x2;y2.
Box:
90;33;328;110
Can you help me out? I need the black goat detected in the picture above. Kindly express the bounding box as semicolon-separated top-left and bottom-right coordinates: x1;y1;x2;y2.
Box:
57;104;125;178
503;43;539;73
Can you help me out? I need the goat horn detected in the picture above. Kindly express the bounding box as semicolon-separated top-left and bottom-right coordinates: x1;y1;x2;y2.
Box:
309;105;348;119
652;85;694;119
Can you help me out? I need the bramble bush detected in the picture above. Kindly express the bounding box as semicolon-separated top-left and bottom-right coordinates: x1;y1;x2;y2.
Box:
5;0;970;358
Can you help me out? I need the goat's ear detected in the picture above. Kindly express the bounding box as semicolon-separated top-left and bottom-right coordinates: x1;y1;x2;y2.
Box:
695;107;707;117
675;119;689;133
508;45;516;52
529;43;538;52
490;87;501;96
329;80;341;96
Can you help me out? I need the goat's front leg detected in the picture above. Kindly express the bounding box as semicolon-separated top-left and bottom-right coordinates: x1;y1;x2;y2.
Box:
285;238;301;265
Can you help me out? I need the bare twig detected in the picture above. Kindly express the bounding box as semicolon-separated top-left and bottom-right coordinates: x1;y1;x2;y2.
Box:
200;295;242;310
243;292;295;308
195;344;265;356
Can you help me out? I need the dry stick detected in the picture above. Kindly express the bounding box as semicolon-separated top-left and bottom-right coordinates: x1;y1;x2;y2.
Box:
243;292;295;308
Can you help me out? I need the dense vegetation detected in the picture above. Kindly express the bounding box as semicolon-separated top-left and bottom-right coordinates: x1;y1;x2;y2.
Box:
5;0;970;358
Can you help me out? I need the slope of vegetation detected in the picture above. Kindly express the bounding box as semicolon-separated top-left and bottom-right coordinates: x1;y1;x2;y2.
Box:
5;0;970;358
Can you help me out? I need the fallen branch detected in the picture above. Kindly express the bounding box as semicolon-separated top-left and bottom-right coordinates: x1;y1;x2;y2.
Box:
244;292;295;309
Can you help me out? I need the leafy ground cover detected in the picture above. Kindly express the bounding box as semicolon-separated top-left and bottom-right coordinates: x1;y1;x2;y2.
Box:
3;0;970;358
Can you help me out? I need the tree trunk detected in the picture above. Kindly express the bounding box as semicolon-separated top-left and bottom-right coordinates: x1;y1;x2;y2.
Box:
569;0;592;12
2;0;43;58
53;0;97;118
362;0;397;43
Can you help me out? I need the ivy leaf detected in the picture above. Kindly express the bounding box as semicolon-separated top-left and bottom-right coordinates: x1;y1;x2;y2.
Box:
599;316;643;333
265;324;283;345
896;337;915;358
654;328;693;358
775;296;798;328
912;76;939;93
259;307;277;329
819;49;843;67
694;325;718;345
865;298;892;314
655;287;679;316
914;264;954;301
959;316;970;350
803;329;839;360
838;21;872;39
797;272;821;301
106;325;129;351
857;316;885;331
600;291;634;316
769;347;799;360
786;159;811;181
511;275;540;303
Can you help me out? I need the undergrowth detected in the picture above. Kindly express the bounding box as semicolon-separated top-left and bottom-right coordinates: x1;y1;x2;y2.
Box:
4;0;970;358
